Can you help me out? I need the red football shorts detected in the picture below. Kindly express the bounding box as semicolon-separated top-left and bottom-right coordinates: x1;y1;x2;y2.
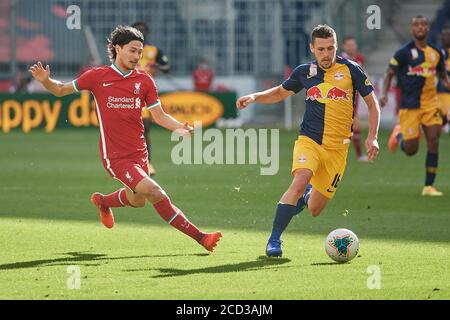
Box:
102;155;149;191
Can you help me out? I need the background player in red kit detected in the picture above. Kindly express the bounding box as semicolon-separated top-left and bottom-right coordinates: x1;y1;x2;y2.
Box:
29;25;222;252
192;58;215;92
341;36;368;162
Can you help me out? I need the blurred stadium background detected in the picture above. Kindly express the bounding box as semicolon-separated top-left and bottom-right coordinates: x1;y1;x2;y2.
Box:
0;0;448;128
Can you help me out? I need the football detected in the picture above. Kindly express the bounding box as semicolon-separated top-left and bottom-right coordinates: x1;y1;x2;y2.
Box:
325;228;359;263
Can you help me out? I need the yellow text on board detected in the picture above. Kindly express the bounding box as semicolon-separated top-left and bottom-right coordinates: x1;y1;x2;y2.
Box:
160;91;224;127
0;92;98;133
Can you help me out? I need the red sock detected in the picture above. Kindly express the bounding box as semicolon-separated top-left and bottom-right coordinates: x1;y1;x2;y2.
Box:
102;188;130;208
153;197;205;242
352;130;362;158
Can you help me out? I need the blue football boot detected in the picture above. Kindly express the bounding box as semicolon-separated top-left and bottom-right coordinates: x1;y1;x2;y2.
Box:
266;238;282;257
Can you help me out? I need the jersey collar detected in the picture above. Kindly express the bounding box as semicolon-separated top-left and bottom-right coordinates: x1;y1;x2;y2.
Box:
110;63;133;78
313;59;340;72
411;40;430;51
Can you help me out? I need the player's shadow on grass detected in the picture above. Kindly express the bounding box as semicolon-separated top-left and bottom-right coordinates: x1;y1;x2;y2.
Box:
139;256;291;278
0;251;208;270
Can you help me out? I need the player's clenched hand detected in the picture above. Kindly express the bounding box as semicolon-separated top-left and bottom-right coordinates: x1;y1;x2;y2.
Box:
236;94;256;110
365;137;379;162
378;95;388;108
29;61;50;83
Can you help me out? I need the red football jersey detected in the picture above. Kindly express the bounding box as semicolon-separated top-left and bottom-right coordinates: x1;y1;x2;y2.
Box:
192;68;214;91
72;63;160;163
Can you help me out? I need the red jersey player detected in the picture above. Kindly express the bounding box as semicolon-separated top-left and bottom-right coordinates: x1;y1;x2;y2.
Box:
29;25;222;252
192;58;214;92
341;36;368;162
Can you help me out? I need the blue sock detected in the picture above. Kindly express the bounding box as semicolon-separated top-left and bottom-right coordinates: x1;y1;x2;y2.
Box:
269;203;298;241
425;152;438;186
397;133;405;152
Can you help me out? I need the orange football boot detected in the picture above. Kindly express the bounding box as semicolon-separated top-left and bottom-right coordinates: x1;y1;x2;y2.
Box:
422;186;443;197
90;192;115;228
388;124;401;152
199;231;223;252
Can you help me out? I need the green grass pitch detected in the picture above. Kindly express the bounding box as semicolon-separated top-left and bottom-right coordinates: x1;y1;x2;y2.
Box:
1;128;449;299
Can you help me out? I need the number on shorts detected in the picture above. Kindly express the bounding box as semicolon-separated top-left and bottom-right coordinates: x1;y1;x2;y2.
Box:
330;173;341;189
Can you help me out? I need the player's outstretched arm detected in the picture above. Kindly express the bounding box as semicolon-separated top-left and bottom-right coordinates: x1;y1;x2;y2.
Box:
379;68;395;107
236;85;293;110
29;61;76;97
149;104;193;136
363;91;380;162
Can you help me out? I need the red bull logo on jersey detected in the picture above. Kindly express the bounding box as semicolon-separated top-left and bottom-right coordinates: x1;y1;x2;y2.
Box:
407;62;436;78
327;87;349;100
306;83;350;104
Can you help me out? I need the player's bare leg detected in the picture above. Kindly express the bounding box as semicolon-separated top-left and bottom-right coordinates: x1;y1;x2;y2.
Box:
280;169;312;205
124;188;146;208
281;169;329;217
133;176;167;203
422;124;443;196
134;177;222;252
307;189;329;217
402;138;419;156
266;169;313;257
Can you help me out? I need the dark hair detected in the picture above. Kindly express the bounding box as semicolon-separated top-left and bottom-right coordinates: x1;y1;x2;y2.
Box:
107;25;144;62
311;24;336;44
131;21;149;37
343;35;356;44
411;15;429;25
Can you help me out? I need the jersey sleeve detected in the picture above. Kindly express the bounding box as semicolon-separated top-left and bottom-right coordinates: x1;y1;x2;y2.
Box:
144;75;161;109
281;65;304;93
72;68;97;92
389;48;407;71
349;63;374;97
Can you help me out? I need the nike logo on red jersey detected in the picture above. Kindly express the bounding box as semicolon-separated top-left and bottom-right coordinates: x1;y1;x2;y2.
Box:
102;83;113;87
